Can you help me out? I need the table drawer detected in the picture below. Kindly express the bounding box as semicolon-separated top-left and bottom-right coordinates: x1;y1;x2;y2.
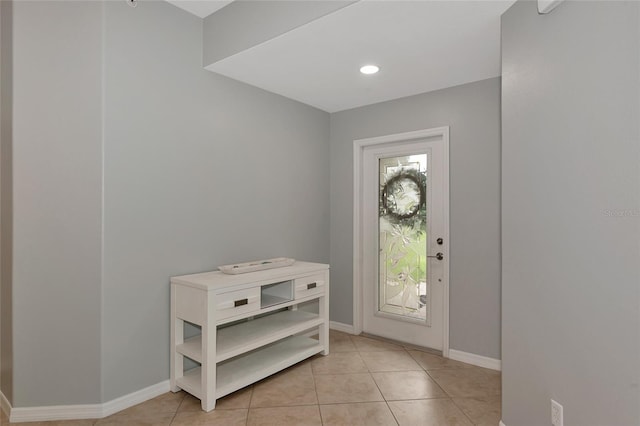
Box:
216;287;260;321
294;274;326;300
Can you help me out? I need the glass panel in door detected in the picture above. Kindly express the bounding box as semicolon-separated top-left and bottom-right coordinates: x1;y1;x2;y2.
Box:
378;154;428;322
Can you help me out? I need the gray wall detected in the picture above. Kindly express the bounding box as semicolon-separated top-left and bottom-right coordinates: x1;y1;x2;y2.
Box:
4;0;329;407
501;1;640;425
101;1;329;401
0;0;13;405
329;77;502;360
11;1;103;406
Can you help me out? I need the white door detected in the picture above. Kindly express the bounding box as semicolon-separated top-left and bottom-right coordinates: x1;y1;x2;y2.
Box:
355;128;449;352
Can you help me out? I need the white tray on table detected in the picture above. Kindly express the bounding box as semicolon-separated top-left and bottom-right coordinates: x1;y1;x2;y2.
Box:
218;257;295;275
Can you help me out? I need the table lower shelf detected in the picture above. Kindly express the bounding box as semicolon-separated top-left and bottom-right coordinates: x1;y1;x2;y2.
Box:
175;335;324;400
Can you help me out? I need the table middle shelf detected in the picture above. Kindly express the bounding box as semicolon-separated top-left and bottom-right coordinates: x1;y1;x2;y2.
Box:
176;309;323;363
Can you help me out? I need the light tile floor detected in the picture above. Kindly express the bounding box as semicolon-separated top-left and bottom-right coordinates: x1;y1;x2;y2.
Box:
1;331;501;425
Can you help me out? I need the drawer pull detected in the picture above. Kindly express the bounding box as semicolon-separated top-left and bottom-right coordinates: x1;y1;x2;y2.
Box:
234;298;248;307
307;283;317;290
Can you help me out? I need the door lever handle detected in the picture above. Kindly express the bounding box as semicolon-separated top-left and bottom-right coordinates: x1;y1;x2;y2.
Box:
427;252;444;261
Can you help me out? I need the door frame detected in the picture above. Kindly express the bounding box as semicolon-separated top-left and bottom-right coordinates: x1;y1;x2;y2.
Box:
352;126;450;357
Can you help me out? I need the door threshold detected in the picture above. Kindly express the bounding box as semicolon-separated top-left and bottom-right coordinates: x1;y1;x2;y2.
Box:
358;332;443;357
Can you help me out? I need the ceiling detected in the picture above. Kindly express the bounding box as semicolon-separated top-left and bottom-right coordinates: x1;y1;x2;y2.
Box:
166;0;233;18
167;0;516;113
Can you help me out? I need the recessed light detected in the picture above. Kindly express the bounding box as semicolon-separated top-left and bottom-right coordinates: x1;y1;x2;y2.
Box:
360;65;379;75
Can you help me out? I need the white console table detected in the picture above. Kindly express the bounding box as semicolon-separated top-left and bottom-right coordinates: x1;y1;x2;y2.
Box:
170;261;329;411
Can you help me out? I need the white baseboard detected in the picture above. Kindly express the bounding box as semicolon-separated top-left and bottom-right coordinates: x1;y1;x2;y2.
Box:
449;349;501;371
8;380;170;423
1;391;11;418
101;380;170;418
500;421;507;426
10;402;103;423
329;321;355;334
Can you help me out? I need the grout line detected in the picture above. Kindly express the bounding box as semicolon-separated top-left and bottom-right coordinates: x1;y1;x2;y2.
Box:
369;366;388;403
246;383;257;411
364;368;425;373
168;392;187;425
169;409;178;425
386;401;401;426
385;396;451;402
309;359;321;408
423;370;451;398
187;398;486;411
315;401;386;407
248;403;324;411
449;397;477;425
318;401;325;425
247;385;255;410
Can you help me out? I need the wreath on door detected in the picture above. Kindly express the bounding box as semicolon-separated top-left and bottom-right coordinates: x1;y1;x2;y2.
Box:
379;168;427;229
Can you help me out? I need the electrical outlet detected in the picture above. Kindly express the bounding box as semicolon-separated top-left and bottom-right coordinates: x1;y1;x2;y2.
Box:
551;399;563;426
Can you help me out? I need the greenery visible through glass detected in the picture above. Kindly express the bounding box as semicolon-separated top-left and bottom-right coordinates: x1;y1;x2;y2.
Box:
378;154;428;321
